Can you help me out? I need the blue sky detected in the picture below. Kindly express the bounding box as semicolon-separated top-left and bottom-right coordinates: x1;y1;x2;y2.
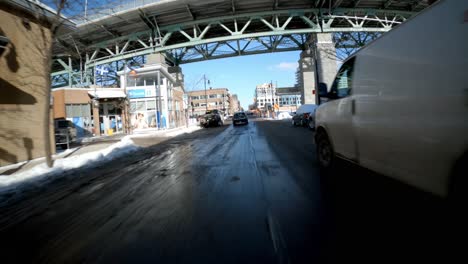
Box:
181;51;300;110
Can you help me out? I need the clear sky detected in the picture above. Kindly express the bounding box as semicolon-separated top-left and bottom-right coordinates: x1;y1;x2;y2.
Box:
180;51;301;110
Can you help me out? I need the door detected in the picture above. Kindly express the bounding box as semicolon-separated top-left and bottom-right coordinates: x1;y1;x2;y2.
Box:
324;58;357;161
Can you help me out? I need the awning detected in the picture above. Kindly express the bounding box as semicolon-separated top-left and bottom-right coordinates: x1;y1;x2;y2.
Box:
88;90;126;99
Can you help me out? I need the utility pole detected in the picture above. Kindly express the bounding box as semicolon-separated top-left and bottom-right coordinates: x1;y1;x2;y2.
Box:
203;74;209;111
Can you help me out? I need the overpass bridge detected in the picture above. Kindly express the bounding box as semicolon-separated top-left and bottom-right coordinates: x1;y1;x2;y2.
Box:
49;0;430;88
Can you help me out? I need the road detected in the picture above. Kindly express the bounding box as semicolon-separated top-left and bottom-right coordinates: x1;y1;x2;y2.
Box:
0;119;453;263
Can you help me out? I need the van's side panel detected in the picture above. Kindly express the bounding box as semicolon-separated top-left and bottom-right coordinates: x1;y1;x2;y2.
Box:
352;0;468;196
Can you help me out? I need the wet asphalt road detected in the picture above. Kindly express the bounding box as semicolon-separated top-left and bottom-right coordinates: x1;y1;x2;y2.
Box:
0;119;455;263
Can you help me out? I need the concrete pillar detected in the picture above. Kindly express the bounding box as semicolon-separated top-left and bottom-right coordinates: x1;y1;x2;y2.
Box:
315;33;338;92
92;102;100;136
146;53;167;66
298;50;316;104
299;33;338;105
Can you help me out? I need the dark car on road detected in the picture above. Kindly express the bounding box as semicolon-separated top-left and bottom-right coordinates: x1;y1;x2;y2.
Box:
233;112;248;126
292;104;318;128
199;109;224;128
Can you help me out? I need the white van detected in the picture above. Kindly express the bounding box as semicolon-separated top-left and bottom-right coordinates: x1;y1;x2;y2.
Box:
314;0;468;197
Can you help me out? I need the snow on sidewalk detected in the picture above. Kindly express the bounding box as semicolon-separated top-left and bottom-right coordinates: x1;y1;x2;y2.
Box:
0;125;201;199
0;137;140;197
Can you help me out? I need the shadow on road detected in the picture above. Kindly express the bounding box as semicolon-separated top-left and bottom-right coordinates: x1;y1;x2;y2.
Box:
257;119;454;263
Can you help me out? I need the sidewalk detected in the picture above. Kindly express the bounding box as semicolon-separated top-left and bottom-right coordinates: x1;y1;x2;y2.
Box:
0;125;201;177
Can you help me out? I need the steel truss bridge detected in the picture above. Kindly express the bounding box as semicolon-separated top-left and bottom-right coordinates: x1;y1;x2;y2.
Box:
48;0;430;87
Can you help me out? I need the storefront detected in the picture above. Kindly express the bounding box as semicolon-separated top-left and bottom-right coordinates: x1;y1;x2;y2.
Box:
88;88;126;135
119;64;179;132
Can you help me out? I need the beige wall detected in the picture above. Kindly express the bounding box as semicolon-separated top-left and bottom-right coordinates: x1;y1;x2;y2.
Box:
53;89;66;119
0;5;54;166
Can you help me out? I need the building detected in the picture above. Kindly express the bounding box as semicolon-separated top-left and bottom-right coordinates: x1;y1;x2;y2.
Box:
254;84;302;113
0;0;69;166
50;53;186;139
188;88;230;117
276;87;301;111
52;87;126;137
230;94;241;113
255;83;278;110
118;54;186;130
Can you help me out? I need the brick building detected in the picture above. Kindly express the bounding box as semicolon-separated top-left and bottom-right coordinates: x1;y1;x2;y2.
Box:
52;87;126;137
188;88;230;117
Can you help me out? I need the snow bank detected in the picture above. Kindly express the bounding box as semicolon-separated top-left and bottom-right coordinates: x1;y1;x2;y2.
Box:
0;137;140;197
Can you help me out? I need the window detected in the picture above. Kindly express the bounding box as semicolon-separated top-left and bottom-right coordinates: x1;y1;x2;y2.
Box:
65;104;91;118
209;94;217;98
136;101;145;112
127;77;136;87
145;76;155;86
330;57;355;98
146;100;156;111
130;102;136;112
136;77;145;86
191;96;199;100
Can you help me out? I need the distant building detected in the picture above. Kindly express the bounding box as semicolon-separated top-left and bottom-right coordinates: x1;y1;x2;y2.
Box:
255;83;278;110
230;94;241;113
188;88;230;117
254;84;301;112
276;87;301;111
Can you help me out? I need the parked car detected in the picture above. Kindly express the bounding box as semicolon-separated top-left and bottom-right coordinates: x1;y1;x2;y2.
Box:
199;109;223;128
54;119;77;149
292;104;318;127
307;111;317;130
314;0;468;198
233;112;248;126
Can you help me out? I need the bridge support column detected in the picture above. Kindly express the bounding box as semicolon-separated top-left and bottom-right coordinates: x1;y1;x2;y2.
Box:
299;33;337;105
146;53;167;66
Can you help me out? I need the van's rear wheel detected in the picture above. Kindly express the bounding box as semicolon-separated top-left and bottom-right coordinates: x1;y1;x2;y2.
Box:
316;131;334;170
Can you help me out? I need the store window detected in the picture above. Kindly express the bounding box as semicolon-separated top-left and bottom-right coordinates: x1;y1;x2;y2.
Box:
65;104;91;117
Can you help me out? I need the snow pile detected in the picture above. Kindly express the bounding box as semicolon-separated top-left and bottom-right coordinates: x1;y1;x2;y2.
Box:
0;137;140;196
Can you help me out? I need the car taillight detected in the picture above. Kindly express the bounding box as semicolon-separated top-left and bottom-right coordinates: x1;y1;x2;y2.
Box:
304;113;309;118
